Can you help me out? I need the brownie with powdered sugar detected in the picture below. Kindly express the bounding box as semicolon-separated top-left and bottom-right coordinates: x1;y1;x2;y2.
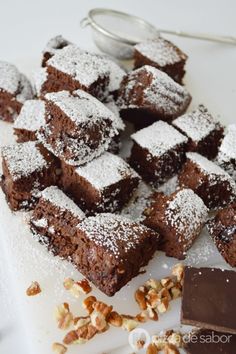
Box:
0;61;33;122
41;35;71;67
207;204;236;267
72;213;159;296
179;152;236;209
172;105;224;159
117;65;191;128
61;152;140;214
43;44;110;100
0;142;60;210
216;124;236;180
129;121;188;186
14;99;46;142
105;98;124;154
144;188;208;259
30;186;85;258
134;37;187;83
37;90;119;166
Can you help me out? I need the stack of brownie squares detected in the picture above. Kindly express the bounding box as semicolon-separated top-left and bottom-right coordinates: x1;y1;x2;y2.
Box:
1;34;236;297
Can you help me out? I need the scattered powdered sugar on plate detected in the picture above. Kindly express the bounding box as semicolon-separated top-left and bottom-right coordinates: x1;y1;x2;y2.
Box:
165;188;208;242
121;181;153;221
173;105;222;142
47;44;109;87
75;152;139;191
78;213;151;259
135;37;187;67
1;141;48;181
158;175;179;195
41;186;85;219
14;99;46;131
131;121;188;157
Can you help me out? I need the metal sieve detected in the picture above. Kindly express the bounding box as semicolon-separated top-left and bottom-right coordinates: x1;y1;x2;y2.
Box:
81;8;236;59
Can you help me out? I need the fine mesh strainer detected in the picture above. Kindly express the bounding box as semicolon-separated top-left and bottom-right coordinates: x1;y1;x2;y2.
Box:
81;8;236;59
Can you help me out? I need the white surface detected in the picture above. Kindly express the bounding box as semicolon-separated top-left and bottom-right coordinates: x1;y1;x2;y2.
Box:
0;1;236;354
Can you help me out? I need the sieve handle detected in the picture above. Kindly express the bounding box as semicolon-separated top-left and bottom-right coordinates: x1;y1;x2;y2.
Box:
158;28;236;45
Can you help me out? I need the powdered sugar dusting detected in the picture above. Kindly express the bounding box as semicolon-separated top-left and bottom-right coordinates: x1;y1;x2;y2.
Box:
0;61;33;102
173;105;222;142
0;61;21;94
32;68;48;97
76;152;139;191
217;124;236;179
47;45;109;87
218;124;236;160
14;100;45;131
132;121;188;157
118;65;191;116
105;98;124;131
43;35;71;56
105;58;126;93
41;186;85;219
165;189;208;243
1;142;48;181
78;213;151;258
121;181;153;221
135;38;187;67
45;90;117;125
187;152;235;180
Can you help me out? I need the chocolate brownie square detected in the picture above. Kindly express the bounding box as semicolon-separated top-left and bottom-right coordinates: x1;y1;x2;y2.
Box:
13;100;46;142
144;188;208;259
0;142;60;211
178;152;236;209
181;266;236;334
43;44;110;100
117;65;191;128
0;61;33;122
216;124;236;180
72;213;159;296
134;37;188;83
129;121;188;186
30;186;85;258
172;105;224;159
41;35;71;67
61;152;140;214
207;204;236;267
37;90;118;166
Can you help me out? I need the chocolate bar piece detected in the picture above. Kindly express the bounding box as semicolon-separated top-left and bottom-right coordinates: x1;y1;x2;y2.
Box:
185;329;236;354
181;266;236;334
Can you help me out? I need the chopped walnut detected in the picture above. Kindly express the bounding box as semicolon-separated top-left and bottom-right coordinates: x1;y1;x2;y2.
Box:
172;264;184;283
26;281;41;296
146;343;158;354
121;315;138;331
69;279;92;298
83;296;97;314
55;303;73;330
135;287;147;310
73;316;90;330
107;311;123;327
164;343;180;354
52;342;67;354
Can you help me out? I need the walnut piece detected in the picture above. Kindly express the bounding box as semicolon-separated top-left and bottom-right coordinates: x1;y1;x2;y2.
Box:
52;342;67;354
26;281;41;296
55;303;73;330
